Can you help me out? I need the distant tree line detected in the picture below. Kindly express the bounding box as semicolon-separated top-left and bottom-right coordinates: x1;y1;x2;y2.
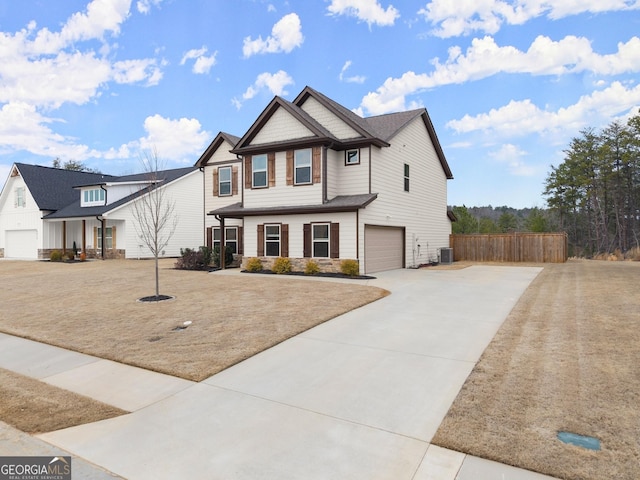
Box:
450;205;555;235
544;111;640;255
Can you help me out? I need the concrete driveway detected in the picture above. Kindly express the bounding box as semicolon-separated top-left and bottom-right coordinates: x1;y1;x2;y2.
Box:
33;265;554;479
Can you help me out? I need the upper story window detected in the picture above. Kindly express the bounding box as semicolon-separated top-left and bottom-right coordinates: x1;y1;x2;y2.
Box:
404;164;410;192
15;187;25;207
295;149;312;185
83;188;105;206
219;167;232;196
252;155;268;188
345;149;360;165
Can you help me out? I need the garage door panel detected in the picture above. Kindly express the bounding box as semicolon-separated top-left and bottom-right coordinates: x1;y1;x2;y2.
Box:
365;226;404;274
5;230;38;259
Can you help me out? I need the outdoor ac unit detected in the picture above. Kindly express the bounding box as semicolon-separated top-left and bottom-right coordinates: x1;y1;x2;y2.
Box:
440;248;453;265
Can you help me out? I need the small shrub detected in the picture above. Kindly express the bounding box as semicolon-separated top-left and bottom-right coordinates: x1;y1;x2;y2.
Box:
50;250;62;262
626;246;640;261
213;245;233;267
200;246;213;267
272;257;292;274
245;257;263;272
340;259;360;277
304;259;320;275
65;251;75;261
175;247;209;270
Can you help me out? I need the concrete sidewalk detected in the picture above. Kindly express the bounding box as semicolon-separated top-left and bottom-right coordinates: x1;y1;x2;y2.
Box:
2;266;557;479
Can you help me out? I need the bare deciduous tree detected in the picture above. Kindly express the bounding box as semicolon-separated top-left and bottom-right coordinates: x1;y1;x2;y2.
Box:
131;150;178;299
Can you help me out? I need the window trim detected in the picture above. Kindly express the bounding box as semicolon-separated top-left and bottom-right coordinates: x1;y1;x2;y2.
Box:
345;149;360;165
97;227;113;249
218;166;232;197
83;188;105;206
312;223;330;258
15;187;25;207
294;148;312;185
404;163;410;192
264;224;281;257
252;154;268;188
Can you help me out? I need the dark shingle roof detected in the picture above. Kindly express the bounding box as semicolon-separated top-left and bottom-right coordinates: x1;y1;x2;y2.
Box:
14;164;198;219
15;163;117;211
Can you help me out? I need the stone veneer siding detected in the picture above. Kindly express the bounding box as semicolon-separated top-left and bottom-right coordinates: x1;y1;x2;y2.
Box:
241;256;354;274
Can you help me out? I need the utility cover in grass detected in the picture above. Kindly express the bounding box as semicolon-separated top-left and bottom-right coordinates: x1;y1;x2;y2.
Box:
557;431;601;450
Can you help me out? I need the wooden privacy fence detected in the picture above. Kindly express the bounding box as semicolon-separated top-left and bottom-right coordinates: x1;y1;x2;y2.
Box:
450;233;568;263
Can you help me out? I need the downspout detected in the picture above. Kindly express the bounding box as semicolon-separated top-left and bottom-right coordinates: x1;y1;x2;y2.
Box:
214;215;225;270
199;166;205;246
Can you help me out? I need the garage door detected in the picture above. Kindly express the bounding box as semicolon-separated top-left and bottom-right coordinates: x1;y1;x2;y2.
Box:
5;230;38;259
364;226;404;273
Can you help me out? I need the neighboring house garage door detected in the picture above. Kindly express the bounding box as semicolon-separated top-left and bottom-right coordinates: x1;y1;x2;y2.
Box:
5;230;38;259
364;225;404;273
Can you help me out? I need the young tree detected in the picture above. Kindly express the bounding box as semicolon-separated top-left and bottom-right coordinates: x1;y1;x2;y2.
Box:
131;150;179;300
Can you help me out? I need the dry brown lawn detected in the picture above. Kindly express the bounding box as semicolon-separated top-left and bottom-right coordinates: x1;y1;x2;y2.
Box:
432;259;640;480
0;368;127;434
0;259;388;382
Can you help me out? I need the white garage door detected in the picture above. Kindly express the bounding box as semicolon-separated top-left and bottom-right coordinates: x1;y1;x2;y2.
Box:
5;230;38;259
364;226;404;274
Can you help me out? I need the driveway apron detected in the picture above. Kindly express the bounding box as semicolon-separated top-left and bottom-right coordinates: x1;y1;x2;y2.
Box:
38;266;543;480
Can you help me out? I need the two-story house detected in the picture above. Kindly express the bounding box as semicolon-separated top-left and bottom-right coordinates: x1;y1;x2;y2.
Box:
197;86;454;275
0;163;202;259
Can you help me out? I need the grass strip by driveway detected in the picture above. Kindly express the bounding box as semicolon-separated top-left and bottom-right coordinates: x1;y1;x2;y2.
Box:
0;259;387;382
432;259;640;480
0;368;127;434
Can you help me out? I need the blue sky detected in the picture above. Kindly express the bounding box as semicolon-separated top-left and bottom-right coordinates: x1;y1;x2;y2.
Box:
1;0;639;208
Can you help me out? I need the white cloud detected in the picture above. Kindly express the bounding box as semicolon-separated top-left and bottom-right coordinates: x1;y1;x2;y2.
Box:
180;47;217;74
327;0;400;26
419;0;640;38
137;0;163;14
489;143;535;176
339;60;366;83
130;114;211;163
242;13;304;58
447;81;640;137
233;71;294;109
358;35;640;115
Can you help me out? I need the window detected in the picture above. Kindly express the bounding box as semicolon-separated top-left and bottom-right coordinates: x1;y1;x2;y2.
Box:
265;224;280;257
219;167;232;196
83;188;105;205
404;164;410;192
294;149;312;185
15;187;25;207
252;154;267;188
97;227;113;249
312;224;330;258
213;227;238;254
346;149;359;165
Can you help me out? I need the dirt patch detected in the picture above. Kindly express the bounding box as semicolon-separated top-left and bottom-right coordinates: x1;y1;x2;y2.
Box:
0;368;127;434
432;259;640;480
0;259;387;382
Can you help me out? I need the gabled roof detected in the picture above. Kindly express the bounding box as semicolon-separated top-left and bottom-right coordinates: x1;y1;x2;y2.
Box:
11;163;117;211
209;193;378;218
195;132;241;167
230;96;339;155
42;166;198;219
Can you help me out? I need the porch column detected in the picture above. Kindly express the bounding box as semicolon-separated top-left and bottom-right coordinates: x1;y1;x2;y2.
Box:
220;217;226;269
101;218;105;260
62;221;67;254
82;220;86;254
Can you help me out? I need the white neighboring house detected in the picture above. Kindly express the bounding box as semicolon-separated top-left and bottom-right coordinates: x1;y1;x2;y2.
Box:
0;163;203;260
200;86;455;274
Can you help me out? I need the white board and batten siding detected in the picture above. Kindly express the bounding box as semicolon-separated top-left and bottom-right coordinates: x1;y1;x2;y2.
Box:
0;174;43;258
359;116;451;269
243;212;358;260
105;169;204;258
